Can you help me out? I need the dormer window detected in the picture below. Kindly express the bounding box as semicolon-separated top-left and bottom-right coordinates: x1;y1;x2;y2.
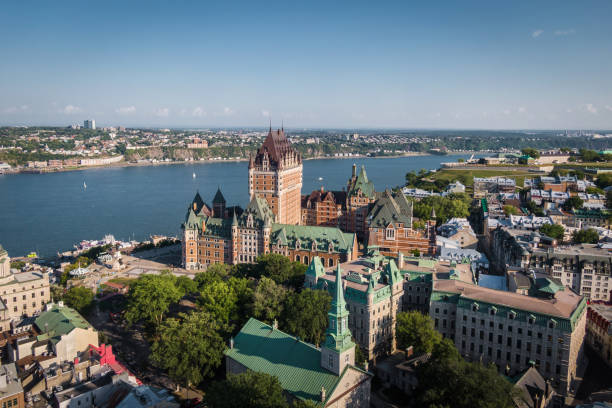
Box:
385;227;395;240
528;315;536;324
508;311;516;320
548;319;557;329
472;303;479;312
489;307;497;316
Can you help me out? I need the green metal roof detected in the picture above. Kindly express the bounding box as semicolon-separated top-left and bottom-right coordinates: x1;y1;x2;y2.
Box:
225;317;342;405
347;165;375;198
368;190;413;229
35;305;92;344
534;278;564;295
306;256;325;278
239;196;275;228
270;224;355;253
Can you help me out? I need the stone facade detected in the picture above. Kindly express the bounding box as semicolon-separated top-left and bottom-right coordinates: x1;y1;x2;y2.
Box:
0;245;50;331
586;304;612;368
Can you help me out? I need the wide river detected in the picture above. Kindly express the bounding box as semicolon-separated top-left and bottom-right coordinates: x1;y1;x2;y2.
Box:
0;154;476;257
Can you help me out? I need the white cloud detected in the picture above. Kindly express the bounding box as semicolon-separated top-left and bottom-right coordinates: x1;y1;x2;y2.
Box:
261;110;270;117
223;107;234;116
2;105;29;114
115;106;136;115
62;105;82;114
554;28;575;36
532;29;544;38
518;107;526;113
192;107;206;117
155;107;169;117
586;104;598;114
605;105;612;113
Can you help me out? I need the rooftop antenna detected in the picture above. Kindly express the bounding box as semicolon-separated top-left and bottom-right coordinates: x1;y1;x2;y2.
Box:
269;118;272;132
281;120;284;132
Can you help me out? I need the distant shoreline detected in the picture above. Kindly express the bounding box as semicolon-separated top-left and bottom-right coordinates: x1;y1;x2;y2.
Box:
2;151;483;176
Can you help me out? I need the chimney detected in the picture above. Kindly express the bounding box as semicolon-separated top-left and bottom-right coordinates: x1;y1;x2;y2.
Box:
398;252;404;269
320;386;326;402
405;346;413;358
352;163;356;178
273;319;278;330
229;337;234;349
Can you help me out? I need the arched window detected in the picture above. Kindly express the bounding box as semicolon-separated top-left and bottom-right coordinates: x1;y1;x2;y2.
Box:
329;258;334;267
304;256;309;264
296;255;301;262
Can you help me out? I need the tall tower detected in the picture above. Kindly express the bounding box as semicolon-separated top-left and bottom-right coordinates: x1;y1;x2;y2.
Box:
321;264;355;375
212;188;226;218
248;126;302;225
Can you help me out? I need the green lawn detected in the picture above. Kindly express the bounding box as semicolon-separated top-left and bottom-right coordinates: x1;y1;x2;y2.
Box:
431;169;535;187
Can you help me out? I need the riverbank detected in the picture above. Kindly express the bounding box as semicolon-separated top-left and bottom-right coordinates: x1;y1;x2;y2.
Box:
2;151;438;176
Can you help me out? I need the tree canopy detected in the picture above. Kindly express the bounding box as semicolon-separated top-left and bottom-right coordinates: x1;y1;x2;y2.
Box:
281;288;331;346
151;311;226;387
521;148;540;159
125;273;183;328
63;286;94;315
395;311;442;354
412;193;471;224
252;277;288;325
249;253;307;289
205;371;288;408
573;228;599;244
539;223;564;240
563;196;584;211
414;338;517;408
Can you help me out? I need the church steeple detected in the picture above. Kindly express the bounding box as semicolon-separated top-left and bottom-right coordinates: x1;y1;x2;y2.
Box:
321;264;355;375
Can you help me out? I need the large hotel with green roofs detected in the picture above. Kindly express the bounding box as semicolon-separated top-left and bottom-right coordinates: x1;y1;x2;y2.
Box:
305;249;587;396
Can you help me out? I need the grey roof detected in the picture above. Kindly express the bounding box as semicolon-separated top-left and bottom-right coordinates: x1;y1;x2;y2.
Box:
368;190;413;228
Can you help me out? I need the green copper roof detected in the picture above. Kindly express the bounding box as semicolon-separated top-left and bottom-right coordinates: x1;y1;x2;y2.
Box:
324;265;354;352
368;190;413;229
35;305;92;345
225;317;341;405
534;278;564;295
270;224;355;253
306;256;325;278
203;216;232;239
239;196;275;228
347;165;375;198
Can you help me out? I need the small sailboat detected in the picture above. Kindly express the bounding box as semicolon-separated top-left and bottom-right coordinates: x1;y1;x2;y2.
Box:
83;181;87;189
192;172;196;179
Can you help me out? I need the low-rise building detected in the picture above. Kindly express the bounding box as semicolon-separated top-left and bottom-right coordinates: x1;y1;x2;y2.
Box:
474;177;516;198
367;190;436;257
0;363;24;408
437;218;478;249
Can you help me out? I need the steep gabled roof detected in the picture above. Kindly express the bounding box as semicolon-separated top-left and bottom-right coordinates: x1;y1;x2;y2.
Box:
253;128;301;167
368;190;413;228
239;196;275;228
347;165;375;198
212;188;226;204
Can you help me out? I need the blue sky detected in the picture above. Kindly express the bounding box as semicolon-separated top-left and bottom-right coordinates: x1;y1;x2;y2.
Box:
1;1;611;129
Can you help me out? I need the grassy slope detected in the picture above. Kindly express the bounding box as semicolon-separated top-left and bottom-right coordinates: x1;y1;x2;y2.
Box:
431;169;535;187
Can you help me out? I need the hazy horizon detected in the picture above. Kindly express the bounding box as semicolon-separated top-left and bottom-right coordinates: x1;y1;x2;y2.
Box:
2;0;611;129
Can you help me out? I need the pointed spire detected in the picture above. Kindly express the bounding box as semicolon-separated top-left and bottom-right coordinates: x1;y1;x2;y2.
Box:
231;209;238;226
269;118;272;133
333;264;347;311
430;206;437;219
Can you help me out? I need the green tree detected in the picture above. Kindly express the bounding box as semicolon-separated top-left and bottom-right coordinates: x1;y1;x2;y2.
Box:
282;288;331;346
396;311;442;354
206;371;288;408
63;286;95;315
413;194;471;224
573;228;599;244
521;148;540;159
198;279;238;326
579;148;600;162
563;196;584;211
252;277;288;324
151;311;226;388
414;338;517;408
596;173;612;189
503;205;519;216
252;254;307;289
539;223;565;240
175;275;198;295
125;274;183;328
